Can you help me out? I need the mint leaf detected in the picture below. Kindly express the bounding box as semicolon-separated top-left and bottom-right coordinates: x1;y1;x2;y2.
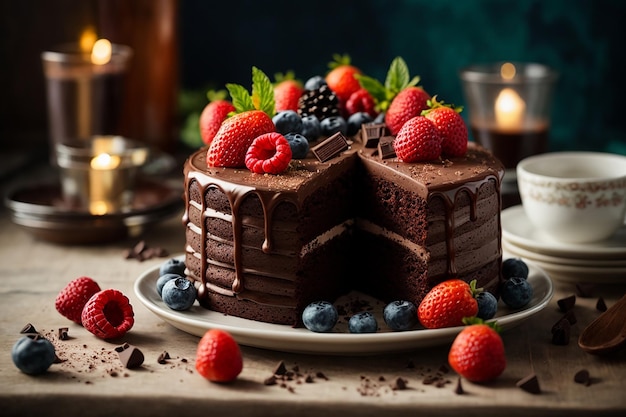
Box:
251;66;275;117
226;83;254;113
355;74;387;103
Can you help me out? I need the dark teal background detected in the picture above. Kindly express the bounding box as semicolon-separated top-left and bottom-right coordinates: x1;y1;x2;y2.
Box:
180;0;626;155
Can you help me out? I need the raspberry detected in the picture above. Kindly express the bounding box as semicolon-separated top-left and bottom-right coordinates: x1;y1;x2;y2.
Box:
345;88;377;118
244;132;292;174
195;329;243;382
81;289;135;339
55;276;102;324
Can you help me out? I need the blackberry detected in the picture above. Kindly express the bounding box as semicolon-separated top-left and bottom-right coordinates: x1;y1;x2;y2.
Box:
298;84;340;120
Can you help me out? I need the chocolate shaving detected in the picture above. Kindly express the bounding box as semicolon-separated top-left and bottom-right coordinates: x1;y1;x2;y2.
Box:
596;297;607;312
311;132;349;162
115;343;144;369
377;136;396;160
20;323;38;334
557;294;576;312
574;369;592;386
516;373;541;394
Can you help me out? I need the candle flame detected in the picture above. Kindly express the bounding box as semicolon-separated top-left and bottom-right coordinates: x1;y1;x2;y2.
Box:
91;39;112;65
500;62;517;80
91;153;121;170
79;26;97;54
495;88;526;130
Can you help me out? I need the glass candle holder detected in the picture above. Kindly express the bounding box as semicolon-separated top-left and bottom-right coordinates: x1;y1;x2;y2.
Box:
460;62;558;170
55;136;149;215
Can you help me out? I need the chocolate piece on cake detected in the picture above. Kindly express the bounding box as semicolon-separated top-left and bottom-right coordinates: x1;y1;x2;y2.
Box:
361;123;387;148
377;136;396;159
311;132;349;162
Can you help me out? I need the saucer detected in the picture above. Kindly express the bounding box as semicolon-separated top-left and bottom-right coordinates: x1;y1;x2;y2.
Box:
501;205;626;260
5;179;182;244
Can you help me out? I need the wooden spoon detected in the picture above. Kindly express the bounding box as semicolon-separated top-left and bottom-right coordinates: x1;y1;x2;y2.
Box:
579;293;626;355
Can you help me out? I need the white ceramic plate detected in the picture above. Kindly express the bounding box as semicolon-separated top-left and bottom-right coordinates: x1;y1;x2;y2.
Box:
504;242;626;284
134;257;554;355
502;205;626;260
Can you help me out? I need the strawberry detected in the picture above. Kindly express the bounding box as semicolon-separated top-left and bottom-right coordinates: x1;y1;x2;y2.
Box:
417;279;479;329
206;110;275;167
345;88;377;118
206;67;276;168
325;54;362;103
448;322;506;382
422;97;468;158
199;94;235;146
55;276;101;325
195;329;243;383
274;74;303;112
393;116;442;162
385;86;431;135
245;132;292;174
81;289;135;339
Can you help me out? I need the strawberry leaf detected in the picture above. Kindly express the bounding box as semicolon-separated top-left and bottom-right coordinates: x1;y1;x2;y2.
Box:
251;66;276;117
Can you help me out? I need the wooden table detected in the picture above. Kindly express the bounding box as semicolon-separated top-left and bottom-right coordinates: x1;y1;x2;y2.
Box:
1;173;625;417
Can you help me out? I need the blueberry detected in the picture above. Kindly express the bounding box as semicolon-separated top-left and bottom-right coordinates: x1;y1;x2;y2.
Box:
476;291;498;320
156;273;181;297
348;311;378;333
347;112;373;136
159;258;186;277
273;110;302;135
12;335;56;375
383;300;418;331
304;75;326;91
501;277;533;309
162;277;197;311
502;258;529;280
320;116;347;136
302;301;338;332
300;115;322;141
284;133;310;159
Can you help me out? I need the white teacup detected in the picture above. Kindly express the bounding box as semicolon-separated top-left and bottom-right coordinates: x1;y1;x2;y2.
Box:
517;151;626;244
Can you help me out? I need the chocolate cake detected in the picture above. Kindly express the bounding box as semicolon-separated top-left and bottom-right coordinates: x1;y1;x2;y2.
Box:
183;139;504;325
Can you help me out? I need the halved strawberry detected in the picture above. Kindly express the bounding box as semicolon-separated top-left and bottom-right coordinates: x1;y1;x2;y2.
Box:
81;289;135;339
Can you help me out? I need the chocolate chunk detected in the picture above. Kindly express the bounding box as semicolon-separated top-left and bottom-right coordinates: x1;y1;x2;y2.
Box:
311;132;349;162
361;123;387;148
115;343;144;369
575;283;595;298
391;377;407;390
20;323;38;334
157;351;171;364
562;309;577;325
454;377;464;395
516;373;541;394
264;375;277;386
551;318;571;345
305;375;314;383
273;361;287;376
557;294;576;312
574;369;591;386
596;297;607;312
58;327;69;340
377;136;396;159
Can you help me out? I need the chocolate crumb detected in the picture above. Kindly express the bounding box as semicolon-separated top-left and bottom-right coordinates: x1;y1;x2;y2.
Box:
305;375;314;383
516;373;541;394
115;343;144;369
596;297;607;312
316;371;328;380
438;364;450;374
273;361;287;376
20;323;38;334
391;377;408;391
264;375;277;386
557;294;576;312
454;378;464;395
574;369;591;386
551;318;571;345
124;240;169;262
575;284;595;298
378;375;386;382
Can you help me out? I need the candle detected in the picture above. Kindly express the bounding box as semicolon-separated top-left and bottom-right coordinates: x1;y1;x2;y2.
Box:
89;152;123;215
494;87;526;131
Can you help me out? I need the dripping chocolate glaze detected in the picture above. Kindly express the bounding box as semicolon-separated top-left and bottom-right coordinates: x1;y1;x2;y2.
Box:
183;141;504;307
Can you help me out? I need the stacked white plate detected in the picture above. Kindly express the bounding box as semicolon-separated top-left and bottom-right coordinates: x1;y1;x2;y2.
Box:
501;205;626;284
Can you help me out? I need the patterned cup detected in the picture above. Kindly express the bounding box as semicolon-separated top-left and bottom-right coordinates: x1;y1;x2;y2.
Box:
517;152;626;243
